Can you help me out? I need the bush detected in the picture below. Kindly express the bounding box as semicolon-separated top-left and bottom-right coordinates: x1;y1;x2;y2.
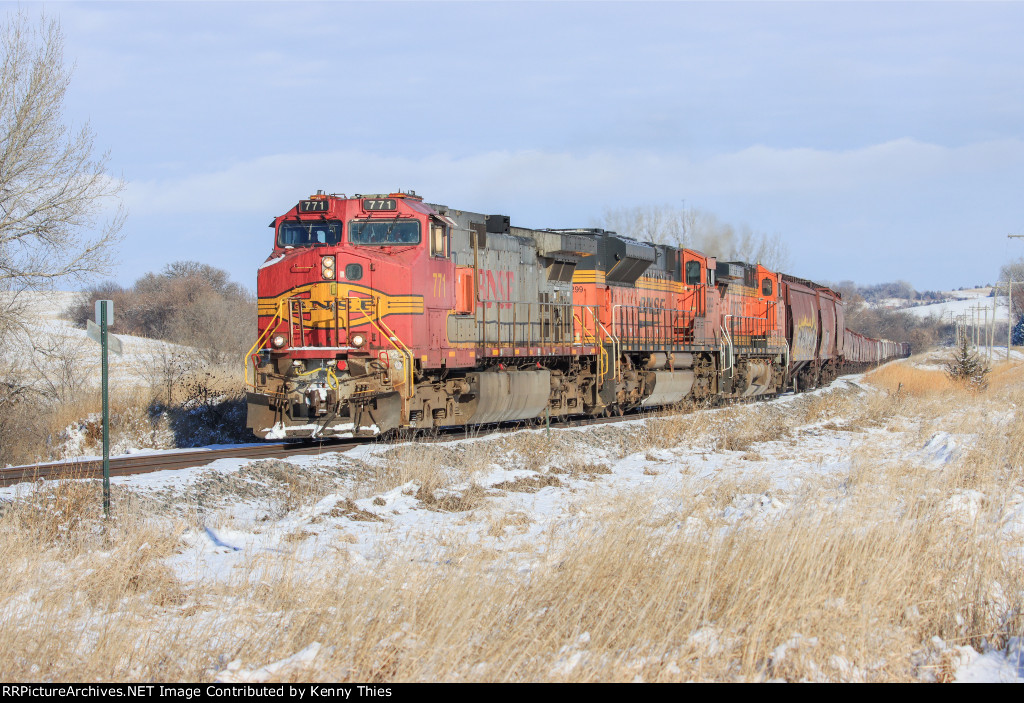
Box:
69;261;255;365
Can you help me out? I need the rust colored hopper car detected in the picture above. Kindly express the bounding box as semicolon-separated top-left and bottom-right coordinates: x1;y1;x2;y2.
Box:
245;192;907;440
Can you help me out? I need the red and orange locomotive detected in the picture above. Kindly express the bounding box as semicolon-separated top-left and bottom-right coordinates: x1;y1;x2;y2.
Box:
245;191;906;439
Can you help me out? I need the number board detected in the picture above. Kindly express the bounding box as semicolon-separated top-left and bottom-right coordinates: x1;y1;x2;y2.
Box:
362;198;397;212
299;199;330;213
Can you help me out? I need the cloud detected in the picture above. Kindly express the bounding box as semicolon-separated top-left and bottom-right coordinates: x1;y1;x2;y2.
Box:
124;138;1024;219
118;138;1024;289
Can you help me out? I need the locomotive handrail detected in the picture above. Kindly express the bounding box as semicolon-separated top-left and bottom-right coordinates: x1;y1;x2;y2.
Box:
681;284;707;318
583;305;620;382
246;296;415;398
476;299;584;348
611;303;696;346
571;312;596;344
244;299;287;390
361;298;415;401
725;313;786;349
572;309;606;378
721;318;734;374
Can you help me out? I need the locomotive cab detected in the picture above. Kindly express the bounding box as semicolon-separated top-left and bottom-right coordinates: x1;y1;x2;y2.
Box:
248;191;454;439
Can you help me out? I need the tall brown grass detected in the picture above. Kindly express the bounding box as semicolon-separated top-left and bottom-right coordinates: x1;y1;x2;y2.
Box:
863;362;956;396
0;363;249;467
0;359;1021;681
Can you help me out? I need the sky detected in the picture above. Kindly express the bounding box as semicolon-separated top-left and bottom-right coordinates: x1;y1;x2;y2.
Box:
9;1;1024;291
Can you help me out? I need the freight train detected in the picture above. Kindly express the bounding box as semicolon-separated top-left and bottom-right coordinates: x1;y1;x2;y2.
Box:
245;191;909;440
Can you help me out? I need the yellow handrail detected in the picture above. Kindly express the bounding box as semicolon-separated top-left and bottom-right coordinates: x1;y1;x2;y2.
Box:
363;298;416;400
244;299;287;389
585;305;620;382
572;312;600;346
572;305;619;382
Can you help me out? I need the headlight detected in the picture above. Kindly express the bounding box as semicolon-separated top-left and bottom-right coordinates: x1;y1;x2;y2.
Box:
322;255;336;280
322;256;335;268
351;334;365;348
271;334;287;348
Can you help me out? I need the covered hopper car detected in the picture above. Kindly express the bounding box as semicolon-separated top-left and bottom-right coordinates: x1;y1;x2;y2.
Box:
245;191;908;439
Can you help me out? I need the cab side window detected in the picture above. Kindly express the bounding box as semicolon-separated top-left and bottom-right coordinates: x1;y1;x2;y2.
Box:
762;278;773;296
431;221;449;257
685;261;701;285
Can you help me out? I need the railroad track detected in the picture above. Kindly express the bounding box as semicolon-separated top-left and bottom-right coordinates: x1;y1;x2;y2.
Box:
0;411;643;488
0;394;781;489
0;439;360;488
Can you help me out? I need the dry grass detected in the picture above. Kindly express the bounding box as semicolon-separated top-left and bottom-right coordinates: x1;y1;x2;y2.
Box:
1;362;250;468
864;362;956;397
491;475;563;493
3;470;1017;682
1;357;1022;681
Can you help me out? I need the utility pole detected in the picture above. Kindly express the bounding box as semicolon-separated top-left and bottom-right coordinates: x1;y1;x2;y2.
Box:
1010;235;1023;359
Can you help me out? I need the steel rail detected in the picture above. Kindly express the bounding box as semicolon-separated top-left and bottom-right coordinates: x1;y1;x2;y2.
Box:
0;440;360;488
0;409;653;488
2;370;885;489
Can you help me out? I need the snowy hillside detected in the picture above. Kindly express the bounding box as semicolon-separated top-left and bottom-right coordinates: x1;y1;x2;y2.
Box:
5;290;195;390
897;287;1010;323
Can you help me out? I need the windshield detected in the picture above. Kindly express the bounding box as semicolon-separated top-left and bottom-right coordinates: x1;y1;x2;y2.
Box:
349;219;420;246
278;220;342;248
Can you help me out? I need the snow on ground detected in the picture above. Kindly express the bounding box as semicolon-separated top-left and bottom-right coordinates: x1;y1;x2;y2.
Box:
4;290;191;390
912;344;1024;369
899;288;1010;322
3;367;1023;681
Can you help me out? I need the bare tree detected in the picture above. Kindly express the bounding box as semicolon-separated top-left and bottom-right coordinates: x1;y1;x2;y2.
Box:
0;10;125;304
601;203;792;271
29;332;92;404
999;258;1024;322
601;203;694;248
139;343;202;408
71;261;256;366
1;11;124;460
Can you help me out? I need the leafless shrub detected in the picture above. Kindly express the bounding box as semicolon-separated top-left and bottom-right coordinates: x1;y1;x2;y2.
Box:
27;333;91;404
139;344;203;408
70;261;255;365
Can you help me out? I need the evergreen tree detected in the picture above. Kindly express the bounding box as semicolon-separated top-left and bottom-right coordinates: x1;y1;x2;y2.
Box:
945;335;990;392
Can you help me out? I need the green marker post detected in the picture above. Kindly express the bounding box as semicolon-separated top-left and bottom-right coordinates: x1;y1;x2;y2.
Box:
86;301;120;518
100;301;110;517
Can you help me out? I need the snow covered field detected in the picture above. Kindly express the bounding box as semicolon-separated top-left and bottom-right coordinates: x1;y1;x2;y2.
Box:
2;358;1023;682
896;287;1010;323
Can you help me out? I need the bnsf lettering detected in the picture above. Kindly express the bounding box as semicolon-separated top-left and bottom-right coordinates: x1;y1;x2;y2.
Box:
637;296;665;309
478;270;515;309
